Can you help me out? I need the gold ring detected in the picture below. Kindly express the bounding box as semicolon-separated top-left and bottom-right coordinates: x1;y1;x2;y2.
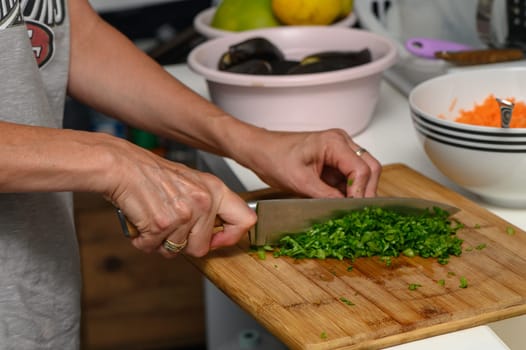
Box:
355;148;367;157
212;225;224;234
163;238;187;254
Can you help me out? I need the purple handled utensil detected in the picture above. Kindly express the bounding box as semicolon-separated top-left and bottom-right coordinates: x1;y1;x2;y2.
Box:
405;37;473;59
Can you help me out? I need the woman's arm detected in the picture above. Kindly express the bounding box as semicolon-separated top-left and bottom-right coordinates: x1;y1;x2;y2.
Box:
66;0;382;200
67;0;252;158
0;118;255;257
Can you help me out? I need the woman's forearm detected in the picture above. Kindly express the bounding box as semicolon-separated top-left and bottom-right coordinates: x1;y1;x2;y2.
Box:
66;0;262;161
0;120;116;193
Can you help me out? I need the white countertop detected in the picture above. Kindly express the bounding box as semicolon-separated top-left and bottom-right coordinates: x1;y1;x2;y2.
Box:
165;63;525;350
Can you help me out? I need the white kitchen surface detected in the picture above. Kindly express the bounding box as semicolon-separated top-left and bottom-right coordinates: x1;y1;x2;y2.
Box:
164;63;526;350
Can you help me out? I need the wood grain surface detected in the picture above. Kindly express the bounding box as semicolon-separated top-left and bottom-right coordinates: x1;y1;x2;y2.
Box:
75;195;206;349
186;163;526;350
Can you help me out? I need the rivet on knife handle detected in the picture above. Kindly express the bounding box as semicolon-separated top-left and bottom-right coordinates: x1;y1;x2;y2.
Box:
116;208;224;238
116;208;139;238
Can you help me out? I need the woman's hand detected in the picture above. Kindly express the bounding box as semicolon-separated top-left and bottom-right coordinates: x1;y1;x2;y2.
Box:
99;136;256;258
240;128;382;199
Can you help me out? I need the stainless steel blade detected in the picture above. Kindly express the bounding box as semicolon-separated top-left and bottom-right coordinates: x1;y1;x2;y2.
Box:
248;197;459;247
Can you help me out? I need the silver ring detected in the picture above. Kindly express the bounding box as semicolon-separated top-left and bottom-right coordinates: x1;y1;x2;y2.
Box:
163;238;187;254
355;148;367;157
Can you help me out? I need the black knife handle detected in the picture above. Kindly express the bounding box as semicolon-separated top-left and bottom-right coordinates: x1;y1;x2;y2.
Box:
507;0;526;49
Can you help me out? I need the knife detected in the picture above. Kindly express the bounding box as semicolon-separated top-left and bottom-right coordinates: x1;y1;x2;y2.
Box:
248;197;459;247
404;37;525;65
116;208;224;238
116;196;459;246
434;48;524;65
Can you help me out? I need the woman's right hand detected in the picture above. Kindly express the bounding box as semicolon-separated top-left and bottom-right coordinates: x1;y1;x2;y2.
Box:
97;134;256;258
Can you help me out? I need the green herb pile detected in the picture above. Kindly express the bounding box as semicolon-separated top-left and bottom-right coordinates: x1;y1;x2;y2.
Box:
273;206;464;265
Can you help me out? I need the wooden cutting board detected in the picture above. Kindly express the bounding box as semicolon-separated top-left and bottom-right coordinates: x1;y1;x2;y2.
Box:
186;163;526;350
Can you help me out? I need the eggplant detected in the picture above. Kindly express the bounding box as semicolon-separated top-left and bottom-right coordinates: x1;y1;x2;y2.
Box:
217;37;373;75
270;60;300;75
223;59;300;76
287;49;373;74
218;37;285;71
223;59;273;75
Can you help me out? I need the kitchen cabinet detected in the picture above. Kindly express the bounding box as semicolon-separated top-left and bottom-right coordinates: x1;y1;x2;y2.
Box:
74;193;206;350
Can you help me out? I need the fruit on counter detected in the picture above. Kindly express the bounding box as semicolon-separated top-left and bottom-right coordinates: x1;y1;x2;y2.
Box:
340;0;354;17
211;0;280;31
217;37;372;75
271;0;351;25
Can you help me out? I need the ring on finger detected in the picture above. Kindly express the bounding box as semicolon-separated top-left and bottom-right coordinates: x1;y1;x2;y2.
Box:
163;238;188;254
354;148;368;157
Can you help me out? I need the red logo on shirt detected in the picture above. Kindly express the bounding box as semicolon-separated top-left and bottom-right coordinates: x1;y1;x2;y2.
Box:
25;20;54;68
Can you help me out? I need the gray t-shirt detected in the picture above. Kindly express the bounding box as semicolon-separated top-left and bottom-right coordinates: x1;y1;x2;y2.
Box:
0;1;81;349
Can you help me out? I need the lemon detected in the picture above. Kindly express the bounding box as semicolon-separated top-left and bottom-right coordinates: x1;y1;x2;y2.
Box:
271;0;342;25
211;0;280;31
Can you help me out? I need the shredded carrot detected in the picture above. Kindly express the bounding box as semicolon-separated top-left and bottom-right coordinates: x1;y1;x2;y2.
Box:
452;94;526;128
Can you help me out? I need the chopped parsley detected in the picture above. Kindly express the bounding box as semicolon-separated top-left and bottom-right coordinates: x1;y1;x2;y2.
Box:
339;297;355;306
408;283;422;291
380;256;392;266
459;276;468;289
255;245;274;260
466;243;487;252
273;206;464;265
506;226;516;235
256;248;266;260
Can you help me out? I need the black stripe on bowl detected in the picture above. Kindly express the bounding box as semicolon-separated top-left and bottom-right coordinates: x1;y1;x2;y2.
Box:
411;109;526;138
413;122;526;153
412;116;526;146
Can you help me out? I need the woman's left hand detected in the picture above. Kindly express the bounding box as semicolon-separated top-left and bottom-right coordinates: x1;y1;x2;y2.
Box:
240;128;382;199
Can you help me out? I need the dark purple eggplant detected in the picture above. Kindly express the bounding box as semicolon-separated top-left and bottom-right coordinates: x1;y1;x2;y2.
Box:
270;60;300;75
217;37;373;75
287;49;372;74
218;37;285;71
223;59;273;75
223;59;300;75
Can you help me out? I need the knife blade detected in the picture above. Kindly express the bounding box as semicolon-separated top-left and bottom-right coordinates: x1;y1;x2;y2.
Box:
248;197;459;247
